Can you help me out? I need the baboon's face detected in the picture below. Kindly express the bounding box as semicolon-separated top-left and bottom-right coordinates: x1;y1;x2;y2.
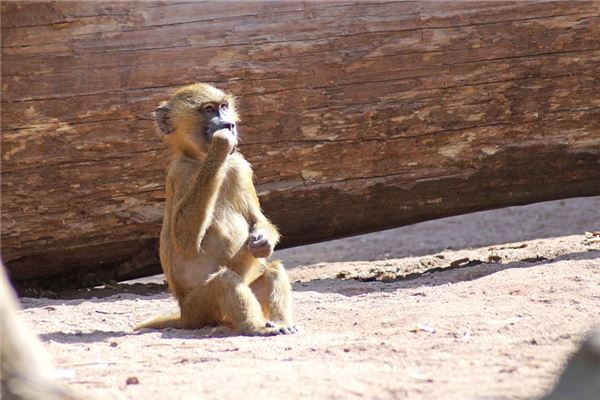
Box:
198;96;238;145
155;83;239;155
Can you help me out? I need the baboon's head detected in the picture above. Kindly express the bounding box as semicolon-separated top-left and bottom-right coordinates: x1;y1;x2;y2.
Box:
154;83;239;158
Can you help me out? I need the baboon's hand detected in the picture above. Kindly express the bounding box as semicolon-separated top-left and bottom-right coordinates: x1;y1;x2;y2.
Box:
248;230;274;258
212;128;238;155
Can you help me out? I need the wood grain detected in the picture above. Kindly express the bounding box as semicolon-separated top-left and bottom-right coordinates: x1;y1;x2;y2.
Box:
2;1;599;288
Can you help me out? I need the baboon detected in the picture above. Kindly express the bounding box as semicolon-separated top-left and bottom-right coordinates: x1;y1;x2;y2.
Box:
135;83;297;336
0;262;77;400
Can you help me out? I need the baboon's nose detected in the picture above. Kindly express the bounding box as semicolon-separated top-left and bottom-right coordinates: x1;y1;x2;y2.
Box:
222;122;235;131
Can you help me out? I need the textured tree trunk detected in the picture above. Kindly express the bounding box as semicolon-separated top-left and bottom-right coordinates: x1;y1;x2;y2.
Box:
1;1;599;288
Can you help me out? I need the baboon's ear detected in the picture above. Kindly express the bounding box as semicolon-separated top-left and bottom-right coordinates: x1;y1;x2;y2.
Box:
154;101;173;135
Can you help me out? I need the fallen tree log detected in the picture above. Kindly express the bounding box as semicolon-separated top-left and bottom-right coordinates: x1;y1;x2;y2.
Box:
1;1;599;288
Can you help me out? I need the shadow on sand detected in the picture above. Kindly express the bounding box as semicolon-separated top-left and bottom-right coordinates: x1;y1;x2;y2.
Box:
293;249;599;296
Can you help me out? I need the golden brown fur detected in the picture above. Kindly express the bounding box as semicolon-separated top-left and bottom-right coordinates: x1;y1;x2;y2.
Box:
1;262;78;400
135;83;296;336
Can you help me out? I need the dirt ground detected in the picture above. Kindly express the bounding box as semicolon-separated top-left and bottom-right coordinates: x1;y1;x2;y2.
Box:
17;197;600;400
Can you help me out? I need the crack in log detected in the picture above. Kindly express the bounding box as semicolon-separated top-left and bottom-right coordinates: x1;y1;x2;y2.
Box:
2;9;595;58
442;47;600;66
2;46;598;103
0;148;165;174
0;13;130;29
126;2;203;12
5;29;597;72
2;46;459;78
1;116;147;133
241;63;599;101
421;11;598;31
3;7;593;44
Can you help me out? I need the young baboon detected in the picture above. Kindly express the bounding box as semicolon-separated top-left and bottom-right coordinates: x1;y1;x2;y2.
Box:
135;83;297;336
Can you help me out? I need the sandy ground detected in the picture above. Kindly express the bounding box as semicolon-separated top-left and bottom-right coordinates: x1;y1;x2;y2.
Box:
16;197;600;400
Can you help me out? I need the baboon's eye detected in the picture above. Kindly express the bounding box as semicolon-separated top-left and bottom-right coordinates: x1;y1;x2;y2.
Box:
220;102;228;111
203;104;216;114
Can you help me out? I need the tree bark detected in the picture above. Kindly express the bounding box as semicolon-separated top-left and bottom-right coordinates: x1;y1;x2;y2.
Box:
1;1;599;288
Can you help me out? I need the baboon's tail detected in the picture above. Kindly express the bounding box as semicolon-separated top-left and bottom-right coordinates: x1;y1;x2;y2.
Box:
134;313;181;331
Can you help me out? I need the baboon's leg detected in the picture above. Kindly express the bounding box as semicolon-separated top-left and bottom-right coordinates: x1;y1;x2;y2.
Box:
181;267;279;336
250;261;293;326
